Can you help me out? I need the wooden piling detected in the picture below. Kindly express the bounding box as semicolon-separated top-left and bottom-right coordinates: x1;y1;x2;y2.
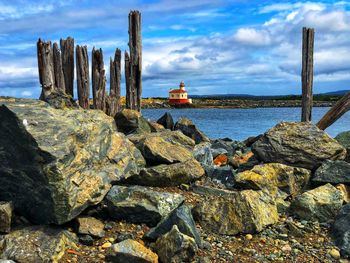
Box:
76;45;90;109
106;48;121;116
125;51;133;109
53;43;65;93
301;27;314;122
128;10;142;111
92;48;106;111
60;37;75;97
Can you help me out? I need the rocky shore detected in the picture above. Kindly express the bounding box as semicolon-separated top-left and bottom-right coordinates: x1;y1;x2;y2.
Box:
1;96;350;263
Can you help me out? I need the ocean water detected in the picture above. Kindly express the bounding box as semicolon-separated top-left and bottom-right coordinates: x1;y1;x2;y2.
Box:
142;107;350;141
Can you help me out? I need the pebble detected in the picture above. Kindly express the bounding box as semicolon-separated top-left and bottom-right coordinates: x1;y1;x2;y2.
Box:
329;248;341;259
245;234;253;240
282;244;292;253
101;242;112;249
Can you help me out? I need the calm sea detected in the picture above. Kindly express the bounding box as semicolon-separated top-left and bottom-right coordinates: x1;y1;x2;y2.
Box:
142;107;350;141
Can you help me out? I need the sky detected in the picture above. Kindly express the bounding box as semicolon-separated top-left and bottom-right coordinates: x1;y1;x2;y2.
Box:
0;0;349;98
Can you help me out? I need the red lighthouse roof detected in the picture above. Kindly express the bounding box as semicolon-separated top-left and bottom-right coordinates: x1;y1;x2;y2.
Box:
169;89;186;94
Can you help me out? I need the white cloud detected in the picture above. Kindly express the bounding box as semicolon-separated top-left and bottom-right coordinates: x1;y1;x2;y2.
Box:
233;28;272;46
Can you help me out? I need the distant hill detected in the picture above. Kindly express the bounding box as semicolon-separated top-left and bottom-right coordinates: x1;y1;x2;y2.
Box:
321;90;349;96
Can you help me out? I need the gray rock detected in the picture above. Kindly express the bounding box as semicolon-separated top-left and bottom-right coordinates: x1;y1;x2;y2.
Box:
252;122;346;170
105;185;184;226
193;142;213;166
313;160;350;184
0;226;76;263
0;260;16;263
211;148;228;159
0;202;12;233
211;139;247;157
174;117;209;144
76;216;105;238
79;234;94;246
114;109;151;134
290;184;344;222
126;159;204;187
0;98;145;224
157;112;174;130
332;203;350;258
335;131;350;162
145;205;201;246
204;165;236;189
155;225;197;263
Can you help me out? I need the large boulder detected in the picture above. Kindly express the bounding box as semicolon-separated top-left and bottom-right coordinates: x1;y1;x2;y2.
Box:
290;184;344;222
335;131;350;162
0;98;145;224
193;142;213;166
114;109;151;134
234;163;310;197
105;185;184;226
211;138;248;157
332;204;350;258
154;225;197;263
126;159;205;187
204;165;236;189
0;226;77;263
174;117;209;144
0;202;12;234
252;122;346;170
157;112;174;130
76;216;105;238
313;160;350;184
193;190;278;235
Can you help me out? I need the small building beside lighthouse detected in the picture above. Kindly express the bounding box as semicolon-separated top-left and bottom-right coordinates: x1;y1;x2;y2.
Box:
168;81;192;105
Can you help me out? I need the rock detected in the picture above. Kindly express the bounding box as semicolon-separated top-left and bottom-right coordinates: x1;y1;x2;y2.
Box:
193;142;213;166
335;131;350;162
79;234;94;246
105;185;184;226
157;112;174;130
290;184;344;222
211;138;248;157
106;239;158;263
42;92;78;109
245;234;253;240
114;109;151;134
252;122;346;170
234;163;310;197
102;242;112;249
229;151;255;169
332;203;350;258
329;248;341;259
0;202;12;233
154;225;197;263
174;117;209;144
132;135;193;165
203;165;236;189
76;216;105;238
193;190;278;235
213;154;228;166
0;98;145;224
336;184;350;203
211;148;228;159
127;159;204;187
0;260;16;263
128;130;195;150
313;160;350;184
0;226;76;263
145;205;201;246
148;121;165;132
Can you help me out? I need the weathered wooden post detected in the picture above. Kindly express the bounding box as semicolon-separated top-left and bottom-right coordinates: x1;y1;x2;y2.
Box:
106;48;121;116
125;51;133;109
76;45;90;109
92;47;106;111
301;27;314;122
128;10;142;111
52;43;65;93
317;92;350;130
37;39;56;100
60;37;75;97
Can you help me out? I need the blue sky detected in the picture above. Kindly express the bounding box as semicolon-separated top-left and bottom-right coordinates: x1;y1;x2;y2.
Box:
0;0;349;98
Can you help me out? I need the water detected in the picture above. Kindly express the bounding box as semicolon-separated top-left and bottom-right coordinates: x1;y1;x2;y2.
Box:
142;107;350;141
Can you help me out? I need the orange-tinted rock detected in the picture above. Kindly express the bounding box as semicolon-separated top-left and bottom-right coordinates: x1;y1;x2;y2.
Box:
230;151;254;168
213;154;228;166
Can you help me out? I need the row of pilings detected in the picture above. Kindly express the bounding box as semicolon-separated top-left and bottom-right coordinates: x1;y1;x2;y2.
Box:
37;10;142;116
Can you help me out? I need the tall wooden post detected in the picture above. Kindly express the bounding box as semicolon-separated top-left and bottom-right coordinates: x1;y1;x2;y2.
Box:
37;39;56;100
125;51;133;109
52;43;65;93
60;37;74;97
76;45;90;109
301;27;314;122
128;10;142;111
107;48;121;116
92;48;106;111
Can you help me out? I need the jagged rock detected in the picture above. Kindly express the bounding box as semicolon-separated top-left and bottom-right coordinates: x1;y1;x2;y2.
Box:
192;184;234;196
155;225;197;263
213;154;228;166
148;121;165;132
114;109;151;134
106;239;158;263
234;163;310;197
0;202;12;233
290;184;344;222
211;138;248;157
0;98;145;224
174;117;209;144
204;165;236;189
211;148;228;159
79;234;94;246
105;185;184;226
42;92;78;109
252;122;346;170
313;160;350;184
332;204;350;258
193;142;213;166
145;205;201;246
131;136;193;165
157;112;174;130
193;190;278;235
128;130;195;150
126;159;204;187
336;184;350;203
229;151;255;169
0;226;77;263
76;216;105;238
335;131;350;162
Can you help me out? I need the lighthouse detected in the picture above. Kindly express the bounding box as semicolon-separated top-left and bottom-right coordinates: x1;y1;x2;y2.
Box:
168;81;192;105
